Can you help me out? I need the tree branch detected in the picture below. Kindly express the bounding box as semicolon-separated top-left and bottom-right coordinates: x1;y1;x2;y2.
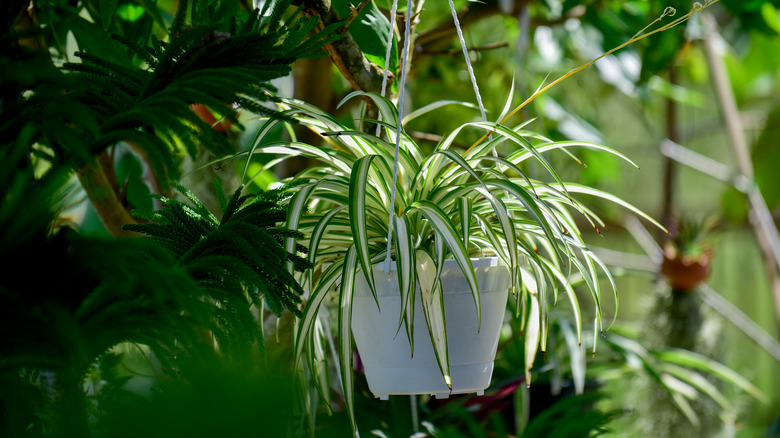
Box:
76;153;139;238
415;0;535;52
300;0;389;94
419;41;508;56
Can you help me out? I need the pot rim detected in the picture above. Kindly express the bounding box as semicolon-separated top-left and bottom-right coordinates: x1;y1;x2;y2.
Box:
367;256;504;273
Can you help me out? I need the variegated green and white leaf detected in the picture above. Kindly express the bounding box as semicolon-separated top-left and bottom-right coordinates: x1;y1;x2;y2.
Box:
417;248;451;389
525;294;540;386
408;200;480;328
392;213;417;351
338;245;359;435
350;155;380;306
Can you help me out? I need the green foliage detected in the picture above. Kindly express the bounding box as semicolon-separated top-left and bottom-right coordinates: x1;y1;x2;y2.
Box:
2;0;342;182
1;1;324;434
94;355;299;438
0;140;213;436
520;391;615;438
125;181;311;318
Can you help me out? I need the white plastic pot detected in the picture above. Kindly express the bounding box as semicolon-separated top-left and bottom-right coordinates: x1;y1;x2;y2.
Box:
352;257;510;400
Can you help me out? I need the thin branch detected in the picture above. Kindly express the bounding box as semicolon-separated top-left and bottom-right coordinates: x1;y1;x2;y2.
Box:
415;0;534;49
702;12;780;327
698;284;780;363
419;41;508;56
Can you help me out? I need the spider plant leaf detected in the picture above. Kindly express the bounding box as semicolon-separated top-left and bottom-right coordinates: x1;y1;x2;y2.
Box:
653;349;767;403
472;212;510;266
484;178;566;267
474;155;536;196
583;248;618;330
402;100;479;125
309;321;332;410
474;185;519;295
308;205;347;288
393;213;417;353
338;245;359;435
256;142;354;175
458;197;472;247
286;183;317;272
243;114;290;181
466;121;570;198
416;248;451;390
340;91;400;127
661;363;731;411
350;155;380;307
552;183;666;232
496;78;516;123
294;259;344;369
308;206;347;266
433;232;445;294
558;318;585;395
544;259;582;346
434;150;520;295
408;200;480;329
510;140;640;169
525;293;540;386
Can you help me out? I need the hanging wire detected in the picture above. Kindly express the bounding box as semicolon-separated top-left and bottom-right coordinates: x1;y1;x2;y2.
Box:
376;0;400;136
448;0;489;125
384;0;413;274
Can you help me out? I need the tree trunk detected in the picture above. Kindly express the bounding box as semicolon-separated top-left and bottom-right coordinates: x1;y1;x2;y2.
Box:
76;152;139;237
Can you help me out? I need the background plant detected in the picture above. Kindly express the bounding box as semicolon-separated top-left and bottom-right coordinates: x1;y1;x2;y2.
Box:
1;0;330;435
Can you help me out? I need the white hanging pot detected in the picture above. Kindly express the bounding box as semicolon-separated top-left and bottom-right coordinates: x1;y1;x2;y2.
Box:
352;257;510;400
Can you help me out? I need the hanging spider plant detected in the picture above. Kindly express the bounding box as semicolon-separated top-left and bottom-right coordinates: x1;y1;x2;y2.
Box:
244;90;662;432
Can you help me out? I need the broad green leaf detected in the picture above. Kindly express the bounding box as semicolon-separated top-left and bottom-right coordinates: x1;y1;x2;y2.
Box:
116;4;145;22
59;8;129;65
100;0;119;29
332;0;398;72
762;2;780;34
752;107;780;209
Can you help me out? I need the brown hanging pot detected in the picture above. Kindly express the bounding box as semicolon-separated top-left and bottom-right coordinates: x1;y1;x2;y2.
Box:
660;244;713;292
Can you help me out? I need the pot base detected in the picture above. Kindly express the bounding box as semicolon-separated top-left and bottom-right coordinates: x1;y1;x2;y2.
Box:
364;361;494;400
